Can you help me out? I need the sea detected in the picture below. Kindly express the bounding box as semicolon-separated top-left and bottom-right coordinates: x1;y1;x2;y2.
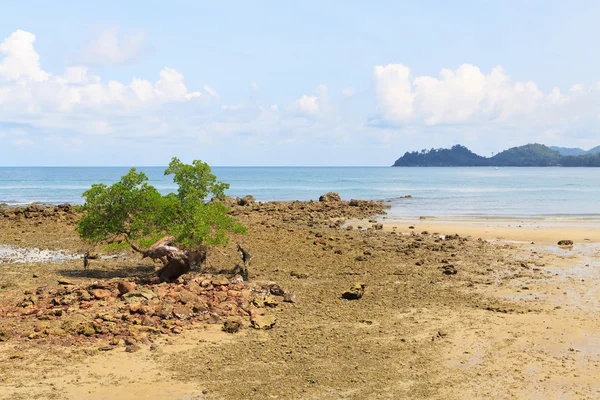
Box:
0;167;598;220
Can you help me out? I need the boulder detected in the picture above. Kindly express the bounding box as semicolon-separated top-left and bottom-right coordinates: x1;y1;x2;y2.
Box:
319;192;341;202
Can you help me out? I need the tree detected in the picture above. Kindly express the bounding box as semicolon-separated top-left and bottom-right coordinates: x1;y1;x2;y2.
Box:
76;158;247;281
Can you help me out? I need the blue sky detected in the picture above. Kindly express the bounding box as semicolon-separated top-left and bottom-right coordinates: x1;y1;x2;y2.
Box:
0;0;599;166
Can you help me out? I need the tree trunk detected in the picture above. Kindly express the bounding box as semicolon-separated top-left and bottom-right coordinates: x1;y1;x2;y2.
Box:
137;236;207;282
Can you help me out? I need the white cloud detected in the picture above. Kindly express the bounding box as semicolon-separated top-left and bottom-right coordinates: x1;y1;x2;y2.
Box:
289;84;331;117
373;64;414;123
342;88;355;97
373;63;564;126
0;30;49;82
79;25;146;66
0;30;204;138
203;85;218;98
570;83;584;93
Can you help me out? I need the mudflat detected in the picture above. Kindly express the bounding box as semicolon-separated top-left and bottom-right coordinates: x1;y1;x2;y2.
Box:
1;201;599;399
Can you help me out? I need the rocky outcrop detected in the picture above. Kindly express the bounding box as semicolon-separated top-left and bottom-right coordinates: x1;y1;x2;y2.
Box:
319;192;341;202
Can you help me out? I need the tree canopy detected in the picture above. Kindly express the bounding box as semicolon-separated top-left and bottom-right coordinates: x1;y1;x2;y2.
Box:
76;158;247;251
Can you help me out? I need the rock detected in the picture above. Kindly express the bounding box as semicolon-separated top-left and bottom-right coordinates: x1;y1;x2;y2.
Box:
141;316;156;327
125;345;140;353
558;240;574;246
79;290;92;301
251;315;276;330
283;292;299;303
89;289;111;300
373;223;383;230
172;306;193;320
267;284;285;296
211;275;230;286
222;316;244;333
290;271;309;279
117;281;136;295
57;278;74;286
319;192;341;202
437;329;449;337
122;289;157;304
237;195;256;206
178;290;198;305
341;282;366;300
441;265;457;275
263;295;279;307
408;226;415;229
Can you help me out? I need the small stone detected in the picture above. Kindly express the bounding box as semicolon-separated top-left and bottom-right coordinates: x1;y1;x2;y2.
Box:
441;265;457;275
57;278;73;286
211;276;230;286
341;282;366;300
222;317;244;333
557;240;574;246
283;292;299;303
251;315;276;330
438;329;449;337
290;271;309;279
171;327;183;334
117;281;136;295
172;306;193;320
90;289;111;300
125;345;140;353
263;295;279;307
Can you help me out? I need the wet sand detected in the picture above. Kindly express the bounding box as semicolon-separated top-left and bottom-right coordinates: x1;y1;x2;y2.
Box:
371;217;600;243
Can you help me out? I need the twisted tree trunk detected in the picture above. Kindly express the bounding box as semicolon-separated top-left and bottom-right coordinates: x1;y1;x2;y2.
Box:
134;236;207;282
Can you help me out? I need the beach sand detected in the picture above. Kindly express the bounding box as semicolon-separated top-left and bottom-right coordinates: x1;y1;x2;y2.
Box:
1;202;599;399
371;217;600;243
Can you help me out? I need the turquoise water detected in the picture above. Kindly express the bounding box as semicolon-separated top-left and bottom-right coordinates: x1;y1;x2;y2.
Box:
0;167;598;219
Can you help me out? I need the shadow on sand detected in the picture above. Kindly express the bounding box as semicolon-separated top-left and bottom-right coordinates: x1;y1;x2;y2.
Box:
57;265;156;280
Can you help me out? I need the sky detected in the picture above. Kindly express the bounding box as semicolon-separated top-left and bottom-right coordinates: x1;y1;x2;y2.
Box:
0;0;599;166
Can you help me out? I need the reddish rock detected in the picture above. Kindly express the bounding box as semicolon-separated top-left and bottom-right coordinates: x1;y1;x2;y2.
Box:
128;303;142;314
90;289;111;300
211;276;230;286
117;281;136;295
178;290;197;305
172;306;193;320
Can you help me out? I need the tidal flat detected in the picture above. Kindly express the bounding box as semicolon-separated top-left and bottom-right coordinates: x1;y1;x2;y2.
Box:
0;200;599;399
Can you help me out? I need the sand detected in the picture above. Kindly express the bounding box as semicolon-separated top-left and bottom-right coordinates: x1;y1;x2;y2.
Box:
1;202;599;399
370;217;600;243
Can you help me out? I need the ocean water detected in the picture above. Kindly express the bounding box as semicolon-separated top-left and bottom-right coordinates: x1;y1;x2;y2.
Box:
0;167;598;219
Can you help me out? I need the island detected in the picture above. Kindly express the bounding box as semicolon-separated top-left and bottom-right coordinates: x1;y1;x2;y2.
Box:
392;143;600;167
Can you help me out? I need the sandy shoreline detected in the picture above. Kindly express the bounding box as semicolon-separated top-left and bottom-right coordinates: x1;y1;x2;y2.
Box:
361;216;600;243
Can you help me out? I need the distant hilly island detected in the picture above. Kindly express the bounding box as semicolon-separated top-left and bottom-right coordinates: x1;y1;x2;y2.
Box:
392;143;600;167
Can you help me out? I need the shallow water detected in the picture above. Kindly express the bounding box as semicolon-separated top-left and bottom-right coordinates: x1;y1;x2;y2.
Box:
0;166;599;219
0;244;80;264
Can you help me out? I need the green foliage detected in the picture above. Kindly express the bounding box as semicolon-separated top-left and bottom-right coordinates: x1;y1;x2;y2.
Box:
76;158;247;250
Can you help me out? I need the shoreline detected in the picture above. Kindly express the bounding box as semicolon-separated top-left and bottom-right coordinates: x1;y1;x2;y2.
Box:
361;216;600;243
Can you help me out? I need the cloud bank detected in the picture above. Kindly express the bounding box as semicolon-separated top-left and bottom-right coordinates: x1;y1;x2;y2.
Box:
0;29;599;164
